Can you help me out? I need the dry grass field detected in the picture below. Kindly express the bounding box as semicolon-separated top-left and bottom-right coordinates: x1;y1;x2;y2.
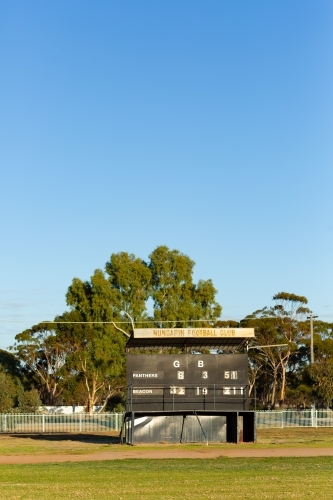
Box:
0;428;332;499
0;427;333;457
0;457;332;499
256;427;333;446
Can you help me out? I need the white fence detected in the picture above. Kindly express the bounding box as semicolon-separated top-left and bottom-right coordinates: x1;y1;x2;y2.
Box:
0;413;123;433
1;410;333;433
43;406;103;414
256;410;333;428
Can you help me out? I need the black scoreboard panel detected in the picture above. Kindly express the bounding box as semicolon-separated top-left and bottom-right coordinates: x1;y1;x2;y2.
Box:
126;354;249;411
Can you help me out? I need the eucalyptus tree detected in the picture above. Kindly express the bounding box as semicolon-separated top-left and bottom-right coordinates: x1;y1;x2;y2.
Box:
242;293;311;406
0;370;22;412
13;322;70;405
17;389;42;413
12;246;223;410
105;251;152;325
149;245;221;327
271;292;310;403
0;349;22;377
241;312;283;407
311;321;333;360
309;359;333;408
63;269;126;413
305;321;333;408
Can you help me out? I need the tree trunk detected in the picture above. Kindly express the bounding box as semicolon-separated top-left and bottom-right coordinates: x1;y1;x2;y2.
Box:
270;367;278;408
279;364;286;405
85;377;97;414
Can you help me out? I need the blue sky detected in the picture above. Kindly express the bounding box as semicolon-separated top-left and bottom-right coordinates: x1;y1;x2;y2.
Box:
1;1;332;349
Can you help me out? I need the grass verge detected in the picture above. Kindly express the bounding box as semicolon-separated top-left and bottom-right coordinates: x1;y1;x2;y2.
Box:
0;457;332;499
1;428;333;456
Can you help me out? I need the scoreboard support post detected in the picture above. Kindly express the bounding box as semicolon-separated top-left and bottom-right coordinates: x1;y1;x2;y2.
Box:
242;411;256;442
194;411;208;445
226;412;238;443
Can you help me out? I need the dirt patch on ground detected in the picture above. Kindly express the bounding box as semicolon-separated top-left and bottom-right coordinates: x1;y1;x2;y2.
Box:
1;429;333;464
1;445;333;464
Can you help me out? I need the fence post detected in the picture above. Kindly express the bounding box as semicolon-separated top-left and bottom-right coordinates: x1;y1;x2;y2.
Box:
79;413;82;433
310;406;316;428
4;415;7;433
281;410;284;429
42;414;45;433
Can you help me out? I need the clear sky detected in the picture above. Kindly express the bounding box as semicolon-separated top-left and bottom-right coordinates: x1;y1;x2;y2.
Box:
1;1;332;349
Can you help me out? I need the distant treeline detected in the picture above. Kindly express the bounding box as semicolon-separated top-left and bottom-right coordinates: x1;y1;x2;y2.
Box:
1;246;332;413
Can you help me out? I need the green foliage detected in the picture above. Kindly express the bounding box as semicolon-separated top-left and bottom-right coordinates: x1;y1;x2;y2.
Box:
149;245;221;326
12;246;333;411
273;292;308;306
216;320;239;328
17;389;42;413
111;401;126;413
13;323;69;405
0;371;22;413
309;359;333;408
105;252;151;323
0;350;42;413
62;325;125;413
242;292;312;406
311;321;333;359
10;245;222;410
61;271;127;412
0;349;22;377
60;377;87;406
284;384;312;409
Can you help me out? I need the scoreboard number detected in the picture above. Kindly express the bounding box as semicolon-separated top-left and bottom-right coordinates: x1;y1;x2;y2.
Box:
196;387;208;395
202;371;208;379
224;371;238;379
170;386;186;395
223;386;245;395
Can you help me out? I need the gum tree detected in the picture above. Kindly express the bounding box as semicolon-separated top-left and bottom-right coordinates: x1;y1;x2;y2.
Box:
271;292;310;404
105;251;152;325
62;269;126;413
149;245;221;327
13;322;70;405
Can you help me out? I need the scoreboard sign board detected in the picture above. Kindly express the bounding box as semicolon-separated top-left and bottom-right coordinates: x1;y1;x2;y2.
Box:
133;328;254;339
126;354;249;411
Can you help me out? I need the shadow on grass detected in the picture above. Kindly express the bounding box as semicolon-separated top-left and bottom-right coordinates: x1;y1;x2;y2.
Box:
5;433;121;444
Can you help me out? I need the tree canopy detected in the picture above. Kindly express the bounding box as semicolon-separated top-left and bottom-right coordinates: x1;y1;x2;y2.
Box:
5;247;333;411
11;245;222;412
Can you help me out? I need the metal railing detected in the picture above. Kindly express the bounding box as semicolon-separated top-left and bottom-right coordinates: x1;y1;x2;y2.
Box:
1;410;332;433
0;413;123;433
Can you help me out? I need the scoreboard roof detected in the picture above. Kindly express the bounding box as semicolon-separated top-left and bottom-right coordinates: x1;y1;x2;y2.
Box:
126;327;255;350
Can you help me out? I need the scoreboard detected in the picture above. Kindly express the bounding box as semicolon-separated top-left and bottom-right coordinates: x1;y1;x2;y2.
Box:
126;353;249;412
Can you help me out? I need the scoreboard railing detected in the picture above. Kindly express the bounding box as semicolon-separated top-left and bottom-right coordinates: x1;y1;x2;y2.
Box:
126;383;250;412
